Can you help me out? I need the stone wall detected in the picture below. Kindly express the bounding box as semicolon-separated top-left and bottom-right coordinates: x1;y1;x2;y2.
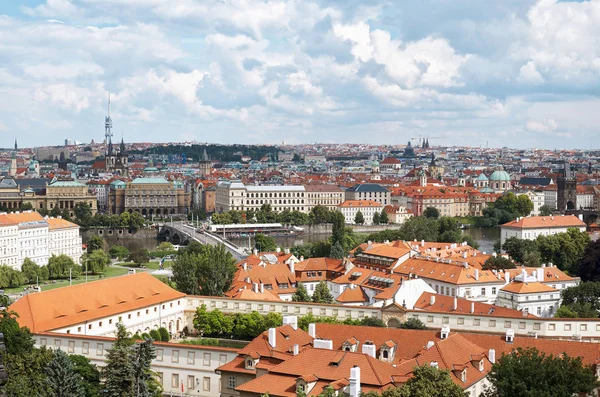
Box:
81;227;158;240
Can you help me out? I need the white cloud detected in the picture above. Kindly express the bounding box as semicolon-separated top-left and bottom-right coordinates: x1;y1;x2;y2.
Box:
525;118;558;133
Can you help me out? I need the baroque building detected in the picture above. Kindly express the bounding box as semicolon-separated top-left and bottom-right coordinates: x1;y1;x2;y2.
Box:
108;177;188;216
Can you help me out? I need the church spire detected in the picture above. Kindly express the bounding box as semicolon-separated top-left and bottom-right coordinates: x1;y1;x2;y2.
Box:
14;139;17;151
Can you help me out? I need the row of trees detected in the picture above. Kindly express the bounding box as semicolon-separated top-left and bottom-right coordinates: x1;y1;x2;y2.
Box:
1;309;161;396
364;216;479;249
74;205;146;230
211;204;342;226
501;228;589;272
192;305;387;340
354;209;389;225
475;192;534;228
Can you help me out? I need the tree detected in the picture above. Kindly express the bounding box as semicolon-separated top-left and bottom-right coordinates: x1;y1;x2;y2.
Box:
102;323;135;397
128;249;150;267
372;211;381;225
554;302;598;319
132;338;160;397
21;258;47;284
312;281;333;304
437;217;462;243
379;210;389;224
193;305;233;336
109;245;129;260
254;233;277;252
423;207;440;219
482;347;596;397
84;249;111;274
559;282;600;317
482;256;516;271
573;239;600;281
292;284;311;302
399;318;427;330
331;211;346;247
172;254;201;295
397;365;467;397
0;265;27;288
359;317;386;327
46;348;85;397
329;241;346;259
48;254;80;279
502;237;539;264
399;216;440;242
0;310;35;355
149;329;161;341
86;235;105;252
539;205;553;216
309;205;332;224
69;355;101;397
3;346;54;397
196;244;237;296
515;194;534;217
74;203;93;227
354;210;365;225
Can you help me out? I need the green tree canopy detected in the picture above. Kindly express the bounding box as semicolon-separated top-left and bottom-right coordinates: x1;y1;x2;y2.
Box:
69;355;101;397
399;318;427;330
312;281;334;304
379;210;389;224
482;347;597;397
128;248;150;267
482;256;516;271
86;235;104;252
254;233;277;252
46;348;85;397
84;249;111;274
102;323;135;397
423;207;440;219
397;365;467;397
108;245;129;260
48;254;81;279
329;241;346;259
572;238;600;281
539;205;553;216
354;210;365;225
292;283;311;302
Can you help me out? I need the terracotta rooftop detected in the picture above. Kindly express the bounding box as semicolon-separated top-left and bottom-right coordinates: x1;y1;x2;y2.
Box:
500;281;557;294
501;215;585;229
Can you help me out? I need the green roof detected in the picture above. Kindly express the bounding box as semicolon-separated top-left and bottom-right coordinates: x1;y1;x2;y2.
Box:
131;177;169;185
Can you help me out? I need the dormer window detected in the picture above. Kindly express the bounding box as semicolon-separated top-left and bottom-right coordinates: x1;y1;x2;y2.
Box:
461;369;467;382
297;384;305;393
382;350;389;359
479;360;484;371
246;359;253;369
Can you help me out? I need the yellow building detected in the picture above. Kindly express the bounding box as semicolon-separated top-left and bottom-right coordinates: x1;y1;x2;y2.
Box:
108;177;188;216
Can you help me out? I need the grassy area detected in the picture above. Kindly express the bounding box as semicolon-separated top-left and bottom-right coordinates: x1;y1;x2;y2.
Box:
4;266;130;294
145;260;173;270
455;216;478;225
179;338;248;349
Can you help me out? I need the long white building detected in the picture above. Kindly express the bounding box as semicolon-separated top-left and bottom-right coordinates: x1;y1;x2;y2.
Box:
500;214;586;246
0;211;83;269
216;180;307;213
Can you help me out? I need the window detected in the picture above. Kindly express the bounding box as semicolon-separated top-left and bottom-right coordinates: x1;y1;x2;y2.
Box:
580;324;587;331
458;318;464;325
220;354;228;364
427;315;434;323
77;326;81;333
492;287;497;295
172;374;180;388
203;377;210;391
442;317;449;324
228;376;236;389
504;321;511;328
188;351;195;365
68;341;75;353
82;342;89;354
97;343;104;356
564;324;571;331
172;350;179;363
489;320;496;328
537;307;542;315
519;322;526;329
156;349;163;362
481;288;486;296
204;353;211;366
473;318;480;326
187;375;195;390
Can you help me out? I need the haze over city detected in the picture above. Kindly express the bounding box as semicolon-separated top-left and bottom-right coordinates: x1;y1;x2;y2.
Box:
2;0;600;148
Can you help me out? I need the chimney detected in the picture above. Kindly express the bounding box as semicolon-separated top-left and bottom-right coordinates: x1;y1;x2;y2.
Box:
253;248;258;255
470;301;475;314
453;297;458;310
284;248;290;255
268;328;277;348
430;295;436;306
260;283;264;294
504;271;510;283
488;349;496;364
300;256;304;262
505;329;514;343
426;341;434;349
474;269;479;281
308;323;316;338
430;361;438;368
289;261;295;274
242;262;247;271
276;247;281;253
441;325;450;339
253;283;259;293
283;315;298;330
361;343;376;358
421;239;425;247
313;339;333;350
293;344;299;356
349;366;361;397
463;252;467;259
536;268;544;282
579;214;584;221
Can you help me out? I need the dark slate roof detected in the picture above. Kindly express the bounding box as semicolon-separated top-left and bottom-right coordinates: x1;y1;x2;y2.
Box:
15;178;51;191
0;178;18;188
518;177;553;186
346;183;390;193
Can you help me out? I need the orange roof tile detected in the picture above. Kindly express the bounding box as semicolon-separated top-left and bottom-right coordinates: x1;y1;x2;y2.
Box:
500;282;557;294
338;200;382;208
501;215;585;229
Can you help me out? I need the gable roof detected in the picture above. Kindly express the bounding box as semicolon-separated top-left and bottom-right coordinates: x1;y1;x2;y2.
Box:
346;184;390;193
9;273;185;332
501;215;585;229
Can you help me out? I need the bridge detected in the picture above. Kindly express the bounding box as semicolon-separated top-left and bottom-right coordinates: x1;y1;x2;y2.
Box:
159;222;248;260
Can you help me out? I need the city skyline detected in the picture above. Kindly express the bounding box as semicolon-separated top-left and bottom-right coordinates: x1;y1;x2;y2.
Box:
1;0;600;149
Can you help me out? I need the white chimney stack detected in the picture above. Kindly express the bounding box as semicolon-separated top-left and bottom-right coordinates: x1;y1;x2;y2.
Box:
441;325;450;339
430;295;436;306
308;323;316;338
430;361;438;368
474;269;479;281
506;329;514;343
488;349;496;363
361;344;376;358
426;341;434;349
313;339;333;350
421;239;425;247
276;247;281;253
253;248;258;255
283;315;298;330
349;366;361;397
470;301;475;314
293;344;299;355
268;328;277;348
536;268;544;282
253;283;259;293
242;263;247;271
260;283;264;294
289;261;295;274
504;271;510;283
453;297;458;311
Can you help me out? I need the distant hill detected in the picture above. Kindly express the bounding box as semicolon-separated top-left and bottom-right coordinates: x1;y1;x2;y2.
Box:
129;144;281;162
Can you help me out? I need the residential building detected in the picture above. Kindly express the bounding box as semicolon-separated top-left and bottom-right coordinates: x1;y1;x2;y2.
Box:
304;185;345;211
383;205;413;224
47;217;83;264
86;180;110;213
345;184;391;206
500;214;586;246
338;200;382;225
516;191;545;216
215;180;307;213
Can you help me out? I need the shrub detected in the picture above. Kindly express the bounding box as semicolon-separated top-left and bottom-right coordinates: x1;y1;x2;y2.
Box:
149;329;161;341
158;327;170;342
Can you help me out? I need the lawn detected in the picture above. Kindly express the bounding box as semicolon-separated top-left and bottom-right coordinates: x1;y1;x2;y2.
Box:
4;266;130;294
145;260;173;270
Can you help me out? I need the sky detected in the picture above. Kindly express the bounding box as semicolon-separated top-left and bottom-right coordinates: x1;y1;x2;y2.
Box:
1;0;600;149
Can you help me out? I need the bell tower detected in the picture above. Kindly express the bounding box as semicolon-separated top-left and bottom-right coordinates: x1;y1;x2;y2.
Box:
557;161;577;211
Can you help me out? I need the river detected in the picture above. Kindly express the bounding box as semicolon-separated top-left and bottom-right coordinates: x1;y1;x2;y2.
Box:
230;226;500;254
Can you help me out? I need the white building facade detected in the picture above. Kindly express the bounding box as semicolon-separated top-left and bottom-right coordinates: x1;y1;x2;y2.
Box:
338;200;382;225
500;215;586;246
216;181;307;213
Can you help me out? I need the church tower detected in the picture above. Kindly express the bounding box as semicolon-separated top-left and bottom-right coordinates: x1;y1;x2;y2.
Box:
103;94;129;177
557;161;577;211
9;139;17;177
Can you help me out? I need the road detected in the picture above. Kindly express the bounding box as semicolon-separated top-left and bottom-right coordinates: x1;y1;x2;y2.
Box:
170;223;248;261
